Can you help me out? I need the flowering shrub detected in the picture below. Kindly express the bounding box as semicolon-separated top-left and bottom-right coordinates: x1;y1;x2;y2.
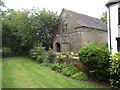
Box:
55;52;73;63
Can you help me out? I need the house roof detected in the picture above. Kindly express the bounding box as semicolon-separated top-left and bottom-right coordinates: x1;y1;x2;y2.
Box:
55;34;70;44
64;9;107;31
106;0;120;7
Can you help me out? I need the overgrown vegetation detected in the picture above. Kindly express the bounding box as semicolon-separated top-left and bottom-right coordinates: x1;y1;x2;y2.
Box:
108;52;120;88
78;43;111;82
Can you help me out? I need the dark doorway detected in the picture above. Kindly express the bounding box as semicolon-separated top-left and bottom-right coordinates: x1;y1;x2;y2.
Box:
56;42;61;52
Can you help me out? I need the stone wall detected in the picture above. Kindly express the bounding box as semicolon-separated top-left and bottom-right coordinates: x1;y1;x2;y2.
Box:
67;27;108;52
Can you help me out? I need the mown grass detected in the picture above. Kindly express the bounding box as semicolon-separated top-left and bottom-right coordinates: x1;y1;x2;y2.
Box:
2;57;103;88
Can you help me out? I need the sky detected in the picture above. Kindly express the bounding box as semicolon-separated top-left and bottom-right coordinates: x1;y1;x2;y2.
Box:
4;0;109;18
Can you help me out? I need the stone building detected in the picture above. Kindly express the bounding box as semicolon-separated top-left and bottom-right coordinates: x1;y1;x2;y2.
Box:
53;9;108;52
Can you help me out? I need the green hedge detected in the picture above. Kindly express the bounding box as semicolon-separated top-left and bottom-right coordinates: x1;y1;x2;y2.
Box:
78;43;111;82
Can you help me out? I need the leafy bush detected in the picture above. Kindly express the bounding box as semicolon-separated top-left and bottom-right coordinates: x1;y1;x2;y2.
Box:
51;63;63;72
62;64;87;80
78;42;111;81
2;47;12;57
71;71;87;80
108;52;120;88
29;43;50;63
62;65;79;77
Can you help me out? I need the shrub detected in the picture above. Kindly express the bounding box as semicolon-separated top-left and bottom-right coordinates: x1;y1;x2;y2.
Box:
51;63;63;72
62;64;79;77
2;47;12;57
71;71;87;80
29;43;50;63
78;42;111;81
108;52;120;88
62;64;87;80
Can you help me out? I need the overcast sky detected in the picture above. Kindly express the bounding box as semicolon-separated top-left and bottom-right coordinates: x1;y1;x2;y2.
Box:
4;0;109;18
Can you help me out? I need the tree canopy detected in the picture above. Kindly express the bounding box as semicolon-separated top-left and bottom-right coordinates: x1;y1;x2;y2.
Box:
2;8;58;55
100;11;107;24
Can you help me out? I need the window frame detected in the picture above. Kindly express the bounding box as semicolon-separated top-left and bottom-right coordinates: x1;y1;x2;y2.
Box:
116;37;120;52
118;8;120;25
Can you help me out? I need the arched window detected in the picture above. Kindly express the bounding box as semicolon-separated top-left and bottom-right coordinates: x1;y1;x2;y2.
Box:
62;21;67;32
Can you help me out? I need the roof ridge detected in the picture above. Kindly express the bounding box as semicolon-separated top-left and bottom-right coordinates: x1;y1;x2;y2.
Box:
62;8;107;31
65;8;100;21
63;8;82;27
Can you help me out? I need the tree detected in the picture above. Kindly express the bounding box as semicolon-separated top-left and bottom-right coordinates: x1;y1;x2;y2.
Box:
2;8;58;55
100;11;107;24
29;8;58;49
2;9;31;55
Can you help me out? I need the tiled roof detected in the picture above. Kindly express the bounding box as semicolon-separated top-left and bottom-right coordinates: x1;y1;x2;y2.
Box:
64;9;107;31
106;0;120;7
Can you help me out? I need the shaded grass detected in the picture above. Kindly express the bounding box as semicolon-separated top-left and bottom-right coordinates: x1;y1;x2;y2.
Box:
2;57;103;88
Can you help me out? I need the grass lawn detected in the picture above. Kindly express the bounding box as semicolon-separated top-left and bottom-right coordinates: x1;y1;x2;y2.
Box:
2;57;103;88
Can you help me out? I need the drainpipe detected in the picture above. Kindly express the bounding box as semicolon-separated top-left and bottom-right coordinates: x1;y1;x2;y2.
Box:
108;7;112;50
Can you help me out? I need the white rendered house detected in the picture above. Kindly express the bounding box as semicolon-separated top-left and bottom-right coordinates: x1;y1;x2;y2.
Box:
106;0;120;54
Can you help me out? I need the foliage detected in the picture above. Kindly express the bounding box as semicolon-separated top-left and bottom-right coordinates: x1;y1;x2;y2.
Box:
62;64;79;77
71;71;87;80
0;0;5;16
2;8;58;55
2;47;11;57
2;9;32;55
51;63;63;72
55;53;66;63
100;11;107;24
55;52;73;63
108;52;120;88
0;0;4;6
29;8;58;49
78;42;111;81
62;64;87;80
29;43;50;63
